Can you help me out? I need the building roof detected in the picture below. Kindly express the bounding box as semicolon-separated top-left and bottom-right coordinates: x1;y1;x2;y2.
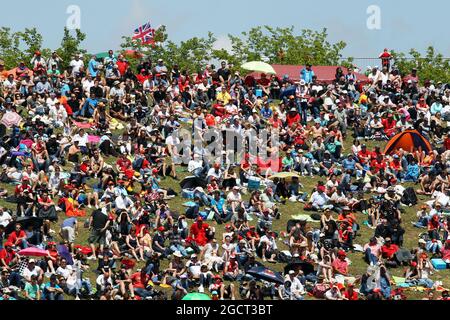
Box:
250;64;369;84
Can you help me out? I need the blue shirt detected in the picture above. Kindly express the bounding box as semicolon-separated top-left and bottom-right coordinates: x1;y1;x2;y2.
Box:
211;198;225;213
88;59;100;77
61;84;71;97
342;158;357;170
62;217;77;228
261;107;273;119
300;68;315;84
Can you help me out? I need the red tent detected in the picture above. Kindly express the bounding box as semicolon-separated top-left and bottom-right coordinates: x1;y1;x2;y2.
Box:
384;130;433;155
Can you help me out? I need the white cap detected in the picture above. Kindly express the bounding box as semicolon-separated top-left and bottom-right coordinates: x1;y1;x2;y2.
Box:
289;270;295;275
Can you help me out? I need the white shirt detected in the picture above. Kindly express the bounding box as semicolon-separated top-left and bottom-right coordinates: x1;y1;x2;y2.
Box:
82;79;95;93
115;195;133;210
22;265;42;281
70;59;84;74
73;134;89;147
188;159;203;173
285;275;305;295
56;265;73;280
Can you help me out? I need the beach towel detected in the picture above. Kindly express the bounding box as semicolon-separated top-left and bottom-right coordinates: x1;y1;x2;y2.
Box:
88;135;101;144
72;120;94;129
65;198;86;217
74;245;93;255
292;214;320;223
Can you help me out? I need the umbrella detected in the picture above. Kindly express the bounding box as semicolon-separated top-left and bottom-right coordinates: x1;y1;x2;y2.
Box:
19;247;50;257
5;216;44;234
57;245;74;265
269;172;301;181
241;61;277;75
182;293;211;301
1;112;22;128
247;266;284;284
180;176;207;189
284;259;315;276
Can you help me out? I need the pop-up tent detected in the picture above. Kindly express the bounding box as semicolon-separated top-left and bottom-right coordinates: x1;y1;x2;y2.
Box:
384;130;432;155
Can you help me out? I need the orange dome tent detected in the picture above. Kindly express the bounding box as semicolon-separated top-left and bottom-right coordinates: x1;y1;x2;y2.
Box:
384;130;432;155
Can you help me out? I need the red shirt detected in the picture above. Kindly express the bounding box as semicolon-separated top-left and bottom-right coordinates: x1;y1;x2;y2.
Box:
131;272;148;289
344;290;359;300
15;184;32;195
136;74;150;84
358;150;371;164
286;113;301;127
189;222;209;246
445;138;450;151
0;248;16;266
116;60;129;76
370;159;387;173
332;258;348;275
390;160;401;171
441;247;450;261
8;230;26;245
380;244;399;259
117;158;132;172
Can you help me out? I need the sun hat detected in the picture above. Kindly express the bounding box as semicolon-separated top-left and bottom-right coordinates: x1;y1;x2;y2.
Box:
173;251;183;258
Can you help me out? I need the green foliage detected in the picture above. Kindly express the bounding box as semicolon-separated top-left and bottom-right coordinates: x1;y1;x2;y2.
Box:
0;27;86;70
56;27;87;69
224;26;347;66
121;27;217;73
392;46;450;84
0;27;46;68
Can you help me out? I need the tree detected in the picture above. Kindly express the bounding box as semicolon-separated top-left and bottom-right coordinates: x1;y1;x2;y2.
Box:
121;27;217;73
0;27;50;69
392;46;450;84
56;27;87;70
221;26;348;67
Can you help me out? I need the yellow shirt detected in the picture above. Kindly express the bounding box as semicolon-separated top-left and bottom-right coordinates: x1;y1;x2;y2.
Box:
217;92;231;105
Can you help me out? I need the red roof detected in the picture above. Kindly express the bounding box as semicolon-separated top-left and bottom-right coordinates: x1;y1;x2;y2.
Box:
250;64;369;84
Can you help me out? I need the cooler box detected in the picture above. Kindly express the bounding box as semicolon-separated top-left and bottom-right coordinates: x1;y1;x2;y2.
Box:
431;259;447;270
248;177;261;191
255;89;263;97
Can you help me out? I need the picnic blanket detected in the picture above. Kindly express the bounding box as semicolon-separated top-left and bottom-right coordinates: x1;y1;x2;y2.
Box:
74;245;93;255
72;120;94;129
88;135;101;144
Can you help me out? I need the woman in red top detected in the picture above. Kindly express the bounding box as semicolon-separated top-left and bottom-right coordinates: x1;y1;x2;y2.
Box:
0;242;18;270
189;218;209;246
45;242;59;274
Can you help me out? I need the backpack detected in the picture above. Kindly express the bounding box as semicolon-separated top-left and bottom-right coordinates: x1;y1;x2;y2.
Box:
401;187;417;206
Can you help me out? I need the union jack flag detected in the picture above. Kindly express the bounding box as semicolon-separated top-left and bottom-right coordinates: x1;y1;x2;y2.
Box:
132;22;155;45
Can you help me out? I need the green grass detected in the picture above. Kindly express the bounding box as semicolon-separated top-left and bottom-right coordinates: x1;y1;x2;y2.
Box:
5;114;449;301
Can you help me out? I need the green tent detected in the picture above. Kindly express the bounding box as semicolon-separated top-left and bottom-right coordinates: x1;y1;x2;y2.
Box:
94;52;118;60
